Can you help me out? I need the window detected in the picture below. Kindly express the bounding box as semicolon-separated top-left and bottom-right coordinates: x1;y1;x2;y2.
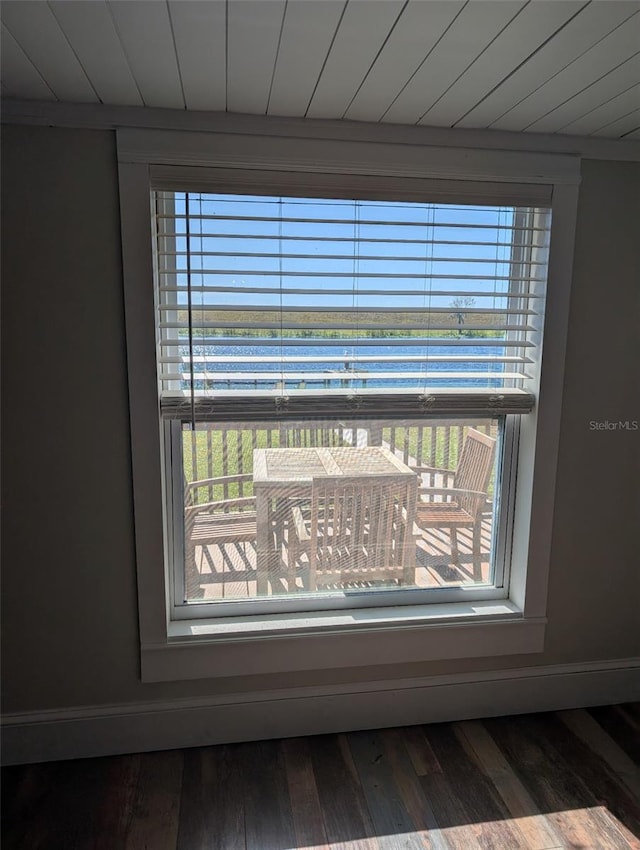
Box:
156;190;548;618
117;127;579;680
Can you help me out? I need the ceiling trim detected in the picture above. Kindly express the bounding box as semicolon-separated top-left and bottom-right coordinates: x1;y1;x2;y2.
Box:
2;97;639;162
118;127;580;186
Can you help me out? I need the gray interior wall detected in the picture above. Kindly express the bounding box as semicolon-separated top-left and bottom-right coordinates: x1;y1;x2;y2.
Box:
2;124;639;715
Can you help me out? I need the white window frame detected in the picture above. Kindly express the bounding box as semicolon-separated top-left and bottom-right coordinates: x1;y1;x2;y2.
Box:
167;415;513;621
117;126;580;683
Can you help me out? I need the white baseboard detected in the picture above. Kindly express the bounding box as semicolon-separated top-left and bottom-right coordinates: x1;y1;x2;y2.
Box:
2;658;639;765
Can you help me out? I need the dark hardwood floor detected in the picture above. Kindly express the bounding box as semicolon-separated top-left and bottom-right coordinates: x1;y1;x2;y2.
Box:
2;704;639;850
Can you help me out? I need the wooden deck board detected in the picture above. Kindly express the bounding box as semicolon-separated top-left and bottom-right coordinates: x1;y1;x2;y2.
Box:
189;519;494;601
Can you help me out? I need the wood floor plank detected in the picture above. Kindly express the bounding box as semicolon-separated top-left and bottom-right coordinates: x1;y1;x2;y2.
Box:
47;760;107;848
455;720;564;850
308;733;380;849
6;757;115;850
282;736;330;850
381;728;450;850
560;709;640;801
616;705;640;734
485;714;602;850
240;738;296;850
587;705;640;765
124;749;183;850
623;703;640;725
401;726;484;850
485;714;634;850
401;724;444;777
423;721;528;849
95;754;142;849
176;748;210;850
527;712;640;850
177;745;245;850
1;764;51;849
2;762;60;849
347;729;428;850
548;711;640;847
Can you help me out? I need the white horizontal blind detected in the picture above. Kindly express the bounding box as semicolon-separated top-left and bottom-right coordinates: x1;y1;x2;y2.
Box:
154;190;551;418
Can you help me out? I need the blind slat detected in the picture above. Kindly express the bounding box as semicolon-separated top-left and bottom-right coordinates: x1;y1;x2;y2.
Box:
159;321;538;332
158;335;536;348
158;285;545;298
165;369;528;380
158;250;547;265
156;212;549;231
158;233;540;247
157;305;539;316
158;354;533;364
158;269;540;282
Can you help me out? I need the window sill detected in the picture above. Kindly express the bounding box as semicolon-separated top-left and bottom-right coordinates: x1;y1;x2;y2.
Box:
141;601;546;682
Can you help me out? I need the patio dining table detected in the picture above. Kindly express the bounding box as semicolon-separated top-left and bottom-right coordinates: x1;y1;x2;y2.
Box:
253;445;417;594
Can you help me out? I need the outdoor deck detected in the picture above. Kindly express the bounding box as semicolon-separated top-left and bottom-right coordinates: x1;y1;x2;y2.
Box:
186;518;494;601
183;417;499;601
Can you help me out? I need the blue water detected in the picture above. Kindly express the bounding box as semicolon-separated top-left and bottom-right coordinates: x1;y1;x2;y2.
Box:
182;339;509;391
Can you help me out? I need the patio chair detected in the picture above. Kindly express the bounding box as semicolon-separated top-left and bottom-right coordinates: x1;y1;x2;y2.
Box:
288;474;417;591
413;428;496;581
184;474;258;593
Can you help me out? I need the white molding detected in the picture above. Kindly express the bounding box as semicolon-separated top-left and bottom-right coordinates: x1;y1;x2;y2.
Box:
3;98;640;162
118;161;170;648
145;612;545;682
117;128;580;185
518;185;580;618
168;600;523;636
3;659;639;766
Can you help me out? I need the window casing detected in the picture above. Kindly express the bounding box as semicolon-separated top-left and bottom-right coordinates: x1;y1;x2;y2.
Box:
116;126;580;680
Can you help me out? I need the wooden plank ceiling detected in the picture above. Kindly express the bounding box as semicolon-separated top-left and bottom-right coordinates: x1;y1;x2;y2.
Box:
1;0;639;140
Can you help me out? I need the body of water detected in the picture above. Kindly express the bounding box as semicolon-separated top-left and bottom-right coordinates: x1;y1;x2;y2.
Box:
181;339;511;391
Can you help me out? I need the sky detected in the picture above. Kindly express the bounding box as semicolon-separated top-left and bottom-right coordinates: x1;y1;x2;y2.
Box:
162;192;518;313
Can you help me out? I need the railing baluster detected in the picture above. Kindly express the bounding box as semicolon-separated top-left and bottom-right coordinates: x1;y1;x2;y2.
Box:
237;428;244;498
402;426;410;466
190;428;198;503
430;425;437;468
443;424;451;470
207;426;214;502
222;427;230;502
